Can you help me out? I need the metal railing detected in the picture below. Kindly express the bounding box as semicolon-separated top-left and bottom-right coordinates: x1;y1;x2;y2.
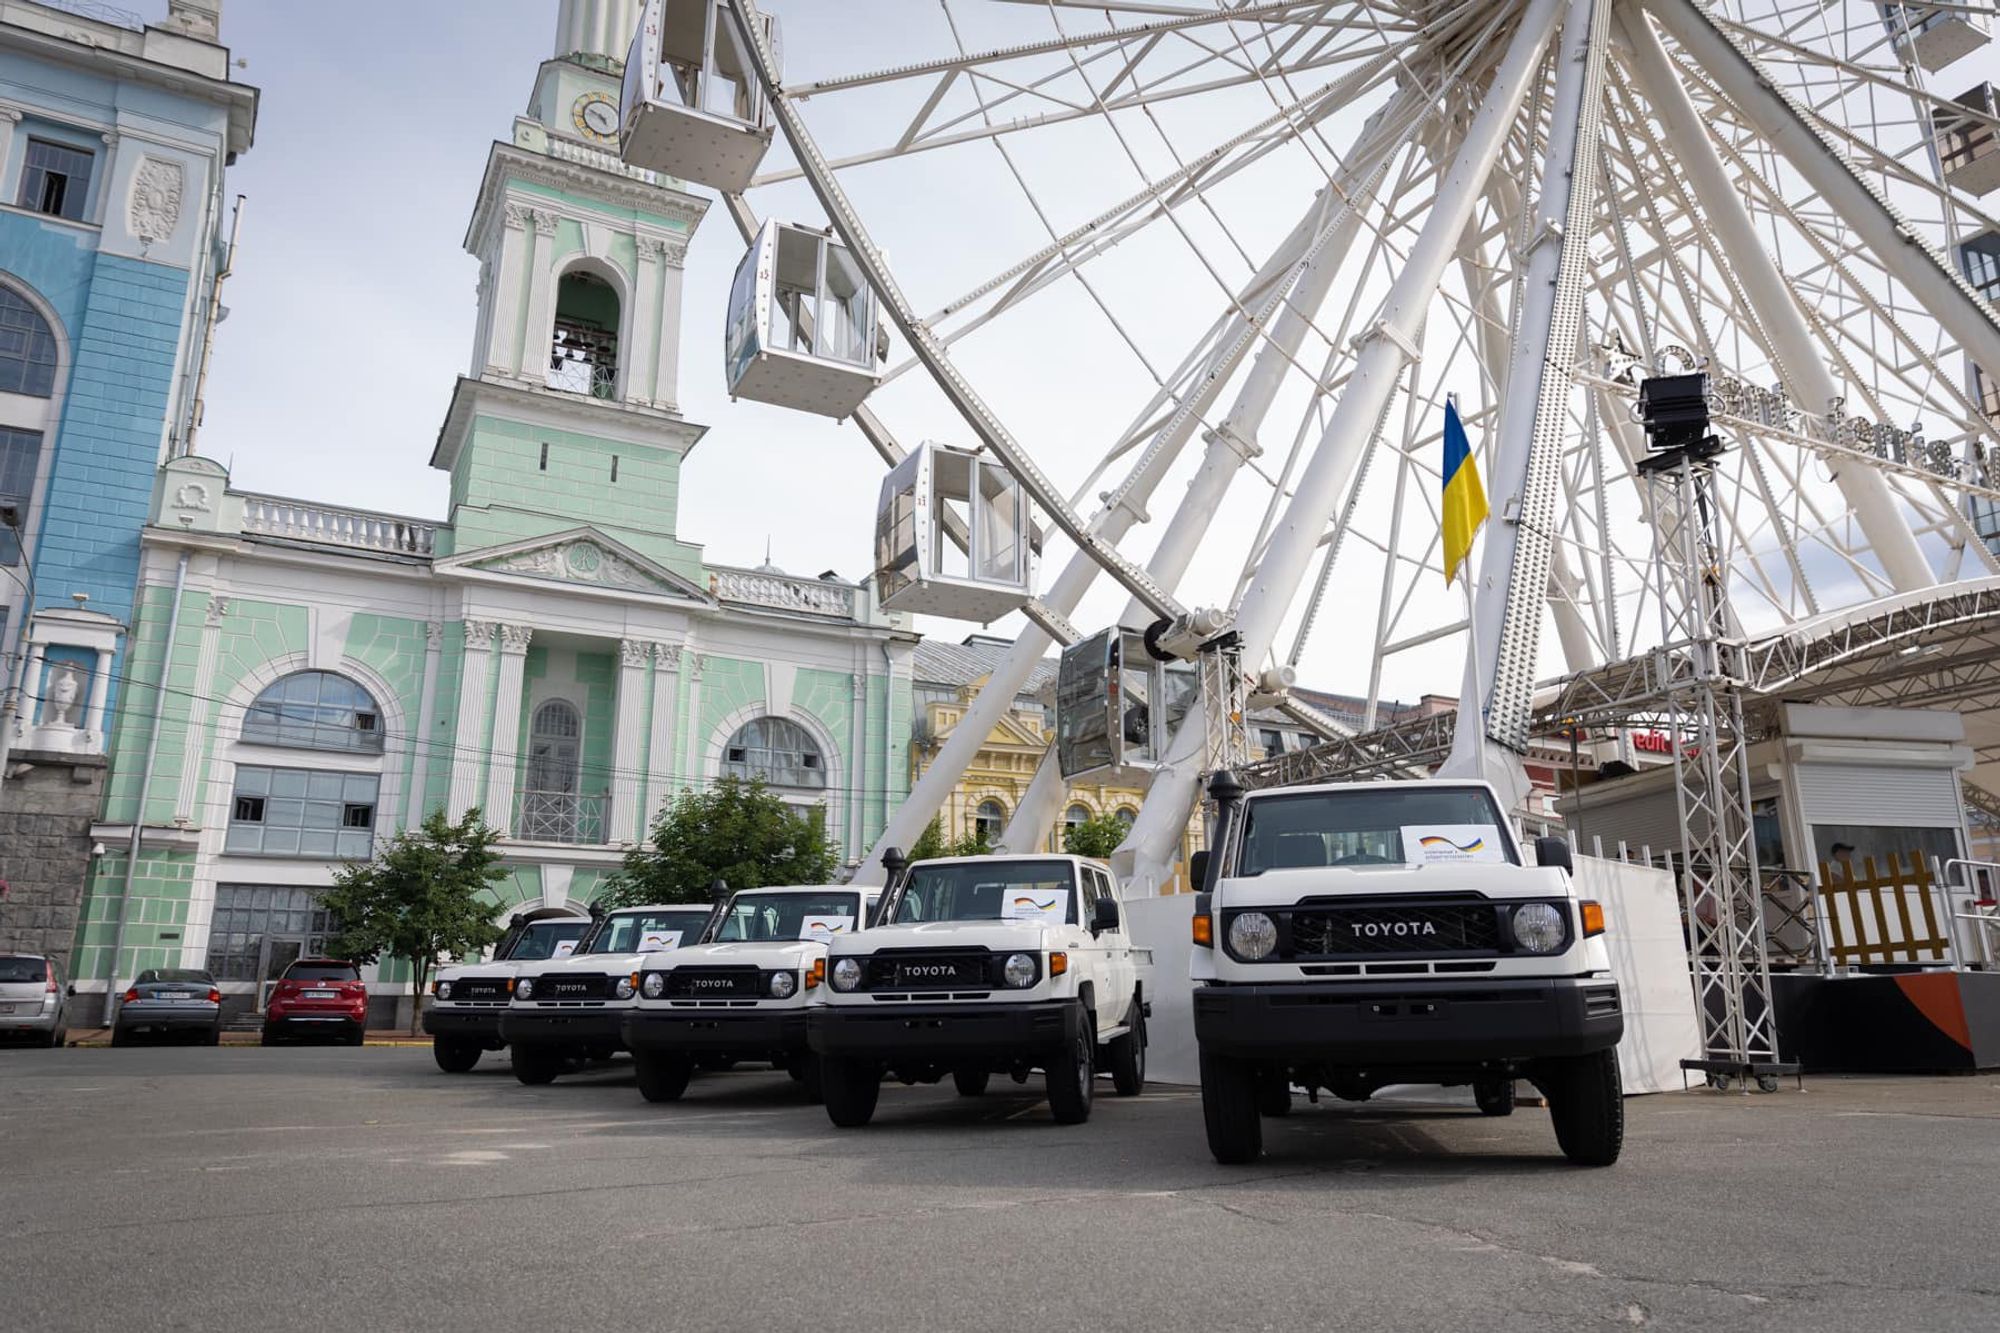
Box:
240;494;438;558
710;566;857;618
36;0;144;30
514;790;605;845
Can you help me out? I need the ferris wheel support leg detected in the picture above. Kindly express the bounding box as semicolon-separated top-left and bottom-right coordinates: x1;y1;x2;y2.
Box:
1439;0;1612;805
1116;0;1569;895
1618;4;1935;593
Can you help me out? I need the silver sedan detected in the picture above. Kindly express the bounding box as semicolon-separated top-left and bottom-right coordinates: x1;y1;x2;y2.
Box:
113;969;223;1046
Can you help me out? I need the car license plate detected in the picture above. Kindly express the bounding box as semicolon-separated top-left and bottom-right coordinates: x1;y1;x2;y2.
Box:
302;989;337;999
167;993;197;1001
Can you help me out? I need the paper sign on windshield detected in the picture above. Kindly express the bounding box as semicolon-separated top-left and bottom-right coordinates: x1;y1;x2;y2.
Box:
801;915;854;942
1401;825;1507;865
636;930;683;953
1000;889;1068;923
552;940;577;959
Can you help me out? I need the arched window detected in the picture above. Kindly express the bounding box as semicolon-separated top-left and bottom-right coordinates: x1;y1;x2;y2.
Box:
0;288;58;397
1064;804;1090;829
722;716;826;788
1113;807;1137;828
527;701;582;795
974;798;1005;845
241;671;383;752
548;269;620;400
0;286;58;567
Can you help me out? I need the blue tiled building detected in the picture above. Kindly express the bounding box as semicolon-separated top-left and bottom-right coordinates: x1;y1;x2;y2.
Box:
0;0;255;763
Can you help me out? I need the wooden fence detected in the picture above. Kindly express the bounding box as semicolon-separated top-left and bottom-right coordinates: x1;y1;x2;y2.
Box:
1814;852;1951;965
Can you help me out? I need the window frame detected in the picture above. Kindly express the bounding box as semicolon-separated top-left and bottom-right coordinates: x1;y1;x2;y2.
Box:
15;135;96;223
719;715;829;790
239;671;387;755
224;765;381;860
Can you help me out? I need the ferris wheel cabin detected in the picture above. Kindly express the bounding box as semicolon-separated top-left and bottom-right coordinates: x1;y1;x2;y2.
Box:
727;218;884;417
873;442;1035;621
618;0;777;192
1054;626;1198;784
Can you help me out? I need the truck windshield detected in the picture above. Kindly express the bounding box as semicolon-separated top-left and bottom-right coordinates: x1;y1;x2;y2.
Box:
1237;787;1518;872
893;861;1075;924
592;910;711;954
717;891;863;941
509;920;590;961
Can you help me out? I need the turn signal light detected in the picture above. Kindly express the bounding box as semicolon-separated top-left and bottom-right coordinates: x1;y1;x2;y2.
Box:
122;987;139;1003
506;977;516;993
806;959;825;990
1049;952;1068;977
1580;901;1606;937
1192;914;1213;948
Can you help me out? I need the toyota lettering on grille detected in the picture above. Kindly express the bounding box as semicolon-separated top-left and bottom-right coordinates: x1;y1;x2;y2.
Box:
1349;921;1438;939
550;980;592;995
900;963;960;980
690;978;736;990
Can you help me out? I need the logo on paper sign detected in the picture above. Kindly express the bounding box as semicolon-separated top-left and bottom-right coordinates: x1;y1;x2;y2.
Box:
1418;835;1486;854
638;930;683;953
1013;896;1057;912
802;916;853;942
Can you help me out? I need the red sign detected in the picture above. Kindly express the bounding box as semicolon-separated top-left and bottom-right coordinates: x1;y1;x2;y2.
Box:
1632;730;1674;755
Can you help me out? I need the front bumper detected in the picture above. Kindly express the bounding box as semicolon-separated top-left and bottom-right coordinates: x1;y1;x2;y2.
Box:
1193;976;1623;1066
809;999;1083;1062
624;1007;808;1057
498;1007;628;1049
116;1003;220;1032
423;1007;508;1043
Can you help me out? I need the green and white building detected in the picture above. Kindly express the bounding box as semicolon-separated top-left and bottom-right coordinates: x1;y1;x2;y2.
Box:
75;5;915;1018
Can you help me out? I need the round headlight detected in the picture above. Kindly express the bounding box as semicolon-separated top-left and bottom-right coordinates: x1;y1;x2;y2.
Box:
831;958;863;992
1002;953;1037;988
515;977;535;1001
769;970;797;999
641;971;665;999
1511;902;1566;954
1227;911;1278;960
614;975;636;1000
435;980;452;1001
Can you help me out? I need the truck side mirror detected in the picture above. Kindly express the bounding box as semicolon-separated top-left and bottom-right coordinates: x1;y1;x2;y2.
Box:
1189;850;1210;891
1091;896;1120;935
1534;835;1574;873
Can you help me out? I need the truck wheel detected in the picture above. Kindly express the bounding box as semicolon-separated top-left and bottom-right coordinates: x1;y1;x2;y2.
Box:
511;1044;563;1086
1543;1049;1623;1166
822;1057;881;1128
1256;1070;1292;1118
433;1037;481;1073
634;1051;693;1103
1107;1006;1146;1097
1044;1015;1095;1124
1474;1076;1515;1116
1200;1049;1263;1164
952;1068;990;1097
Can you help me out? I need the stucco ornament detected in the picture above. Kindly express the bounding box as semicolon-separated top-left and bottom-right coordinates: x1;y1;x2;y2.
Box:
129;157;185;243
486;538;679;594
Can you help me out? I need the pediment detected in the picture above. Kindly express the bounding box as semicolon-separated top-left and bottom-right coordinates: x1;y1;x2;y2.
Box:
439;528;712;603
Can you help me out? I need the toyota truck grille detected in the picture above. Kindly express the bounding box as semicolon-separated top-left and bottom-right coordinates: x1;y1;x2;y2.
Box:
532;974;611;1002
665;967;763;999
862;949;993;992
1286;898;1501;958
453;977;510;1003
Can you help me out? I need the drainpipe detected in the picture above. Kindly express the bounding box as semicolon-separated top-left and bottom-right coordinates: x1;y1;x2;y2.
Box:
101;551;190;1024
880;640;897;859
179;195;243;459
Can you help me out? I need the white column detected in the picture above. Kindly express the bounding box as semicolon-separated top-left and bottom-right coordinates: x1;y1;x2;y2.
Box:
18;640;44;734
679;652;705;787
447;620;495;817
609;639;649;844
520;210;561;386
175;595;229;818
484;624;532;835
405;620;444;828
848;669;866;858
629;237;664;405
84;645;115;749
652;240;687;412
644;641;681;826
486;205;531;378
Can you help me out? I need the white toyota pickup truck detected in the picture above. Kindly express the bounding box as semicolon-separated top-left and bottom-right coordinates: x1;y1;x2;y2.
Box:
809;853;1152;1128
498;902;717;1085
1191;773;1624;1166
621;883;880;1104
423;912;592;1073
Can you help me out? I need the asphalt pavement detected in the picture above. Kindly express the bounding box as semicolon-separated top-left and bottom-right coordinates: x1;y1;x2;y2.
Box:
1;1043;1995;1331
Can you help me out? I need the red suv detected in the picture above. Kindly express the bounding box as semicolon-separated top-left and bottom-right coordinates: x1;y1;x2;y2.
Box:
262;959;368;1046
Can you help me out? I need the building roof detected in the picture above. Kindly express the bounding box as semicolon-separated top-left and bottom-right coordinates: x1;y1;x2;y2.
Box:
913;635;1058;695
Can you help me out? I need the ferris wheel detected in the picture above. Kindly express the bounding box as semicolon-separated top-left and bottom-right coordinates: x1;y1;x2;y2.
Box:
617;0;2000;892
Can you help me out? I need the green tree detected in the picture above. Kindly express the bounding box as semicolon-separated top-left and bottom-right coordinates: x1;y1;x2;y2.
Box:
1063;813;1128;860
604;778;837;908
907;815;991;861
320;807;510;1034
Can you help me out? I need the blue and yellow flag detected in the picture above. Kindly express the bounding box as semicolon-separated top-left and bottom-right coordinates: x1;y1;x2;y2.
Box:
1442;398;1488;587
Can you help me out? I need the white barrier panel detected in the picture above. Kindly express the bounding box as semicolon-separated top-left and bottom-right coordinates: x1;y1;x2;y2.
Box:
1121;855;1700;1094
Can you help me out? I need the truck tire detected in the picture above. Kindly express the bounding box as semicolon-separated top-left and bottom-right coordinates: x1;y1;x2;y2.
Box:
1474;1076;1515;1117
433;1036;481;1073
1256;1070;1292;1118
1543;1049;1623;1166
822;1056;881;1127
635;1051;693;1103
1107;1005;1146;1097
1044;1013;1095;1124
1200;1049;1264;1164
511;1044;563;1086
952;1068;990;1096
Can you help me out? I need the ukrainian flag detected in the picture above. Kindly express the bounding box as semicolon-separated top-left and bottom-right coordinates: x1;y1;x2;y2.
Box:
1442;397;1488;586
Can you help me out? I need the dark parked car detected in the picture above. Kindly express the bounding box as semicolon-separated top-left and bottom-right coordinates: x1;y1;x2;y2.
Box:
262;959;368;1046
0;954;70;1047
113;969;223;1046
